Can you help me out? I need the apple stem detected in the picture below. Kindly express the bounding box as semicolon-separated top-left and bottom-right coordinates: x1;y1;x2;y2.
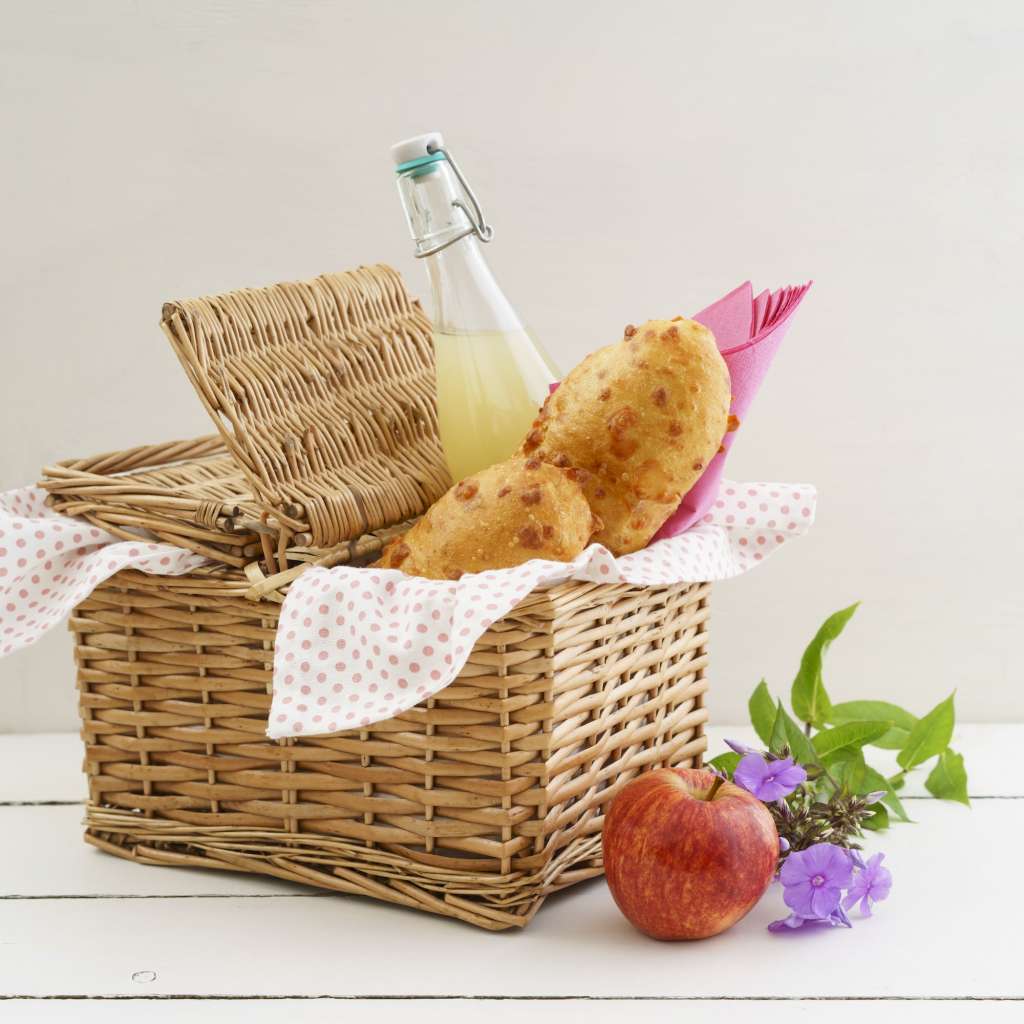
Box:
707;775;726;800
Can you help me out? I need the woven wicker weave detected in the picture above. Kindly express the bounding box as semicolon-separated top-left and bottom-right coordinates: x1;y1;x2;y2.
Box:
75;570;710;929
41;265;451;570
42;434;416;580
41;436;262;567
55;262;713;929
162;264;450;550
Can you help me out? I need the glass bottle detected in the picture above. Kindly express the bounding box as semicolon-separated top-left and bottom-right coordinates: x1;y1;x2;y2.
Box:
391;132;556;483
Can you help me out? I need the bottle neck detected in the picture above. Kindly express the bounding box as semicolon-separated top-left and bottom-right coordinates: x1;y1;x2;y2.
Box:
397;161;523;335
423;234;524;334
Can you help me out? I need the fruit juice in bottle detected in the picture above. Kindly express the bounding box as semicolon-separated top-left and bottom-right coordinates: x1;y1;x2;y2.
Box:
392;132;556;482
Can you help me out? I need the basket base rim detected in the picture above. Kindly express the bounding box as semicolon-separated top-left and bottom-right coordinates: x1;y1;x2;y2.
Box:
83;803;613;931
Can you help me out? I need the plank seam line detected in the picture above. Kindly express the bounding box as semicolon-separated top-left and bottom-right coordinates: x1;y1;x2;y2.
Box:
0;893;336;900
0;801;85;807
1;994;1023;1002
3;796;1022;806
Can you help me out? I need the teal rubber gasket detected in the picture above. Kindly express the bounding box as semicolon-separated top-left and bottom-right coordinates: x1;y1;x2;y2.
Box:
395;152;446;176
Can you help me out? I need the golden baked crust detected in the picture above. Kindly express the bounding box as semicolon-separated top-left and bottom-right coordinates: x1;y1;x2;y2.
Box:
372;456;600;580
520;318;730;555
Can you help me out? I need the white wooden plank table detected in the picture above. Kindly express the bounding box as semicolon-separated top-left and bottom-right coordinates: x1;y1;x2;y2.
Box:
0;726;1018;1021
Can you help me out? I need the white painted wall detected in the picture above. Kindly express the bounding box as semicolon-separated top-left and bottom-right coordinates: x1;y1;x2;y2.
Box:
1;0;1021;731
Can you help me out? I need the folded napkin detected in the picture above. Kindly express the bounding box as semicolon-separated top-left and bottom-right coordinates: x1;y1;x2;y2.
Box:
656;281;812;538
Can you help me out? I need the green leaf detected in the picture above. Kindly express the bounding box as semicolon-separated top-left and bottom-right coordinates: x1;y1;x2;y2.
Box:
860;765;911;823
768;702;789;756
832;749;867;793
749;680;776;746
882;791;911;823
871;727;913;751
897;692;956;771
830;700;917;731
829;700;918;750
813;721;891;760
925;748;970;806
825;753;907;825
790;603;859;728
862;803;890;831
769;701;817;766
707;752;741;777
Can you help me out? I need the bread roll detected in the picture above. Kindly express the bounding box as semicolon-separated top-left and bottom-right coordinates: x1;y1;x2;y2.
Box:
373;456;600;580
520;317;730;555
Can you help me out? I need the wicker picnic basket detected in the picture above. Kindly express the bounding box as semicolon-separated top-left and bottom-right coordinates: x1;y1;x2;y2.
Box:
53;264;711;929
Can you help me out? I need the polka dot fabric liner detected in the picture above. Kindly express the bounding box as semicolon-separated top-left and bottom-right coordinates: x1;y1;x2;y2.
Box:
0;487;205;659
0;480;814;739
269;479;816;739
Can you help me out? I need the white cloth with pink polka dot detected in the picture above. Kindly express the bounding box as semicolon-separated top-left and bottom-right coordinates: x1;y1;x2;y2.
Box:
268;480;816;738
0;487;206;659
0;480;815;739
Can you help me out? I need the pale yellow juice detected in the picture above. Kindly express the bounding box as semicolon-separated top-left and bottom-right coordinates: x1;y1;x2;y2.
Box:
433;329;555;482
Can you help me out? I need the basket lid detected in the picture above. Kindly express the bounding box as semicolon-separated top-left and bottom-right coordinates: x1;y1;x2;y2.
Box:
160;265;451;548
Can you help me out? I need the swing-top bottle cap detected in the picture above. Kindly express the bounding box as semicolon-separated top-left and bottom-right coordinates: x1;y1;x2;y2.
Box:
391;132;446;174
391;132;494;255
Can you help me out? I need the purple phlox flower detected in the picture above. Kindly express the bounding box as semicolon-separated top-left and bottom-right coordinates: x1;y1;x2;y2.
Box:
843;852;892;917
779;836;791;854
779;843;853;919
769;903;852;933
864;790;887;806
725;738;761;757
734;752;807;801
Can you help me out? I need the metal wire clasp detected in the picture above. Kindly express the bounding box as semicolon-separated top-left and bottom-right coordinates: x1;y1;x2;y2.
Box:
415;144;495;258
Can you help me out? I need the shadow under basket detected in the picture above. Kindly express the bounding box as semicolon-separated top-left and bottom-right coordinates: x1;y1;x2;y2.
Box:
76;568;710;930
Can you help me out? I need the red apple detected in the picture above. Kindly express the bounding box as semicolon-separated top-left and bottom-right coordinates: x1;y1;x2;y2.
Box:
602;766;778;940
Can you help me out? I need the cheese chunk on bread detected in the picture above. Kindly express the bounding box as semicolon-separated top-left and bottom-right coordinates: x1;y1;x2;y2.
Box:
520;318;730;555
373;456;599;580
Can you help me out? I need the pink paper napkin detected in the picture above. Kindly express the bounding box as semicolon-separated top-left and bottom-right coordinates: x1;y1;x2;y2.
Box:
655;280;812;538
